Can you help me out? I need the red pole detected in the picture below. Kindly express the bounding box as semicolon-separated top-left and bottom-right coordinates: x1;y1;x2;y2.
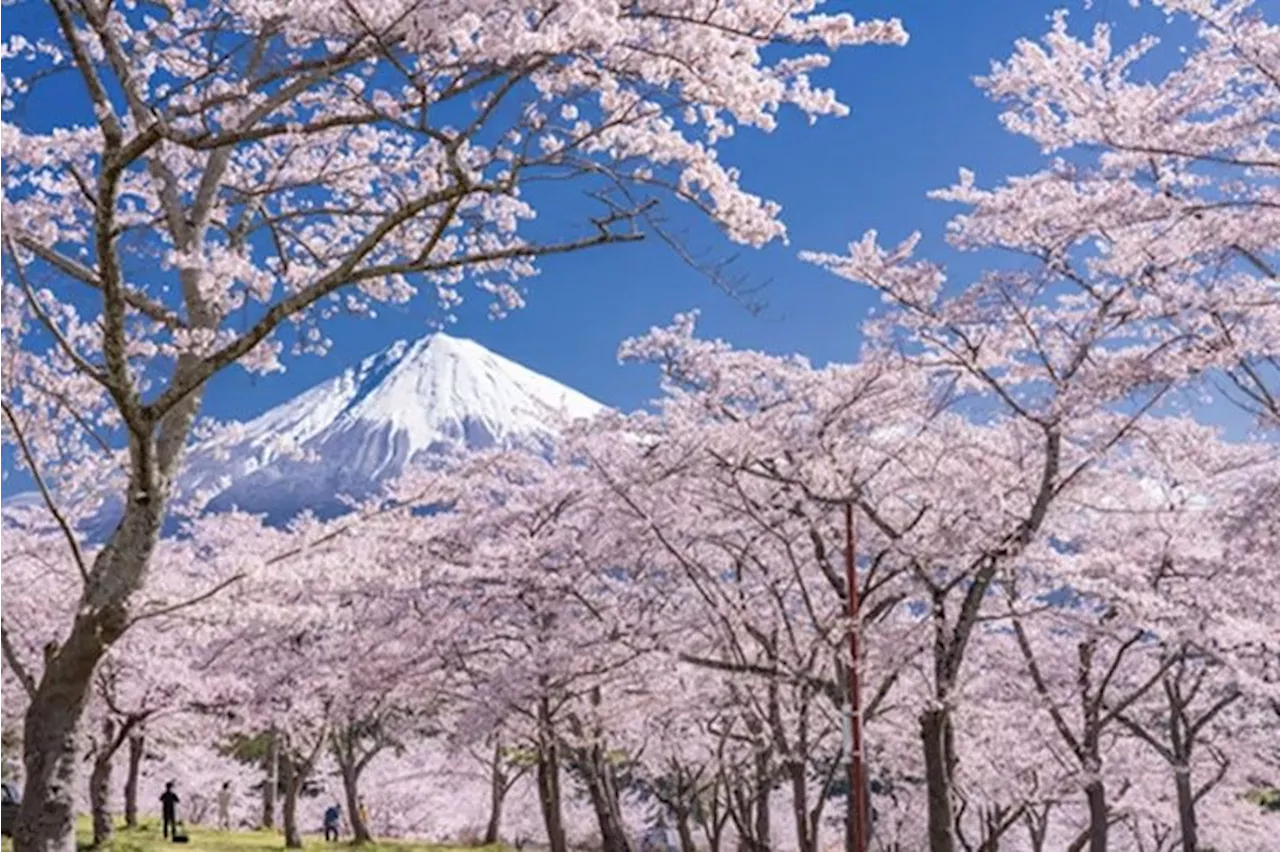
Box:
845;502;868;852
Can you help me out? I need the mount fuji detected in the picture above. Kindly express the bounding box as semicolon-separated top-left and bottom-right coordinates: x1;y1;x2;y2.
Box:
4;333;607;533
183;333;606;523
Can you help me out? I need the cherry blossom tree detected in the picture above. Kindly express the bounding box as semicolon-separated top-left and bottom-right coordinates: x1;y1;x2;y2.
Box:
948;0;1279;426
590;301;1276;852
1;1;911;846
793;4;1280;834
796;3;1277;848
5;7;1275;852
406;451;665;852
85;631;187;847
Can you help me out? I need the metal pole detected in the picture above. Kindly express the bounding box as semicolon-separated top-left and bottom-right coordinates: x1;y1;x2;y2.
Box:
844;502;868;852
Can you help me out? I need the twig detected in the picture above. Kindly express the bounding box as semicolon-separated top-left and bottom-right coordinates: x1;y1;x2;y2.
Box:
127;572;247;626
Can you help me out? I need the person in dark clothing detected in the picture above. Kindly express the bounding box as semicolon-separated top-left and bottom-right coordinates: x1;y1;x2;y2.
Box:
160;782;180;840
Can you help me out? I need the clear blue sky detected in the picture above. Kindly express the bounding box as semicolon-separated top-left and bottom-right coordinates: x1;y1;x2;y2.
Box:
5;1;1187;436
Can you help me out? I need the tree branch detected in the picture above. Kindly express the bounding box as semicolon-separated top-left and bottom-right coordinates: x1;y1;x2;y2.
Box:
1;401;91;584
1;627;39;700
127;572;247;627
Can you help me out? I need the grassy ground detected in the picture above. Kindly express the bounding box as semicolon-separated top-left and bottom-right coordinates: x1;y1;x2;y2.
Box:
0;818;503;852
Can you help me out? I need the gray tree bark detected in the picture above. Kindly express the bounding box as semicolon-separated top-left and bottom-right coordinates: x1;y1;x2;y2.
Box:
338;763;372;844
14;356;202;852
281;755;303;849
124;733;144;829
483;742;509;845
536;699;567;852
920;708;957;852
262;730;278;830
1083;781;1108;852
89;719;115;848
15;507;161;852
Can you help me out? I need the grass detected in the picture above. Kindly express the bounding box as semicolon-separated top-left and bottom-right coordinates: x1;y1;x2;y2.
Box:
0;817;505;852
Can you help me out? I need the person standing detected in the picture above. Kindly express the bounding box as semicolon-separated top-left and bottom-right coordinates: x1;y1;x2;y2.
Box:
217;781;233;830
323;803;342;842
160;782;180;841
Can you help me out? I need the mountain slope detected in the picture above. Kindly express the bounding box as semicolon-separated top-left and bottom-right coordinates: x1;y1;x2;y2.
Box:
182;333;605;522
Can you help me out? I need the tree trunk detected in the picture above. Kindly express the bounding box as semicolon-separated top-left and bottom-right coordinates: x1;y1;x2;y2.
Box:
263;730;279;830
752;752;771;852
14;459;181;852
1083;780;1108;852
729;785;751;852
1173;767;1196;852
124;734;144;829
89;749;113;848
921;708;957;852
340;764;372;844
536;749;567;852
789;763;815;852
282;756;304;850
576;745;632;852
707;811;727;852
484;743;508;845
698;782;729;852
535;702;567;852
1022;805;1049;852
15;621;118;851
675;808;697;852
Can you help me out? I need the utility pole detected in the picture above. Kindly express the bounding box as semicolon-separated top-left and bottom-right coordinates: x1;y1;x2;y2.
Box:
844;502;868;852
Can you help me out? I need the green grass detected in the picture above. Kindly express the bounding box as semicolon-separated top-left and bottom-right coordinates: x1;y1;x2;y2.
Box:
0;817;505;852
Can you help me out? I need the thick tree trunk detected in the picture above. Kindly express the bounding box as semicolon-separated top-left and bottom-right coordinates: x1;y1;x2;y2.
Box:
89;749;113;847
340;765;372;844
484;743;508;845
921;708;957;852
87;716;117;847
1083;781;1108;852
535;701;567;852
16;614;124;852
1173;767;1197;852
14;413;191;852
262;731;279;830
124;734;144;829
536;749;567;852
282;757;304;849
535;697;567;852
484;788;505;846
577;745;632;852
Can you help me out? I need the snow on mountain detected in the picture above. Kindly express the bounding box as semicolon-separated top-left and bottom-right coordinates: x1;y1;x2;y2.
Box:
3;333;606;532
183;333;606;522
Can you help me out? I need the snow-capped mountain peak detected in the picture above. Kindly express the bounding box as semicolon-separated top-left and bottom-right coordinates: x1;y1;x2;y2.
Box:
179;332;606;522
336;332;603;442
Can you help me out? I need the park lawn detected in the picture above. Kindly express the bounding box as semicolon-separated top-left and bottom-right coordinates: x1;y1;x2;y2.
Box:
0;818;506;852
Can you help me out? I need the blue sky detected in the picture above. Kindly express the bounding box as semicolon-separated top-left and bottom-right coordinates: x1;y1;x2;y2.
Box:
195;0;1145;421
